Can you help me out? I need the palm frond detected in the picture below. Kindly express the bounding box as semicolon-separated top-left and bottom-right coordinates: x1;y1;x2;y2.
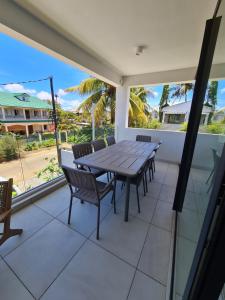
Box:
65;78;106;96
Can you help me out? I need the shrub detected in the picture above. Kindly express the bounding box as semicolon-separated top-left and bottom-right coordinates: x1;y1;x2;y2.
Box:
180;122;188;132
147;119;161;129
40;138;56;147
205;123;225;134
0;135;19;161
37;157;63;182
24;142;39;151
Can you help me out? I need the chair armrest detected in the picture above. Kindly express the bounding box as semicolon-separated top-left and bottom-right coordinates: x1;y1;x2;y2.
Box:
98;176;116;193
0;209;11;222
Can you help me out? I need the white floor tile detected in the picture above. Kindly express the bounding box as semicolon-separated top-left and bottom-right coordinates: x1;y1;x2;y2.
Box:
0;259;34;300
41;240;135;300
5;219;85;299
128;270;166;300
90;212;149;266
57;201;111;237
152;201;174;231
138;225;171;285
0;205;52;257
35;185;70;217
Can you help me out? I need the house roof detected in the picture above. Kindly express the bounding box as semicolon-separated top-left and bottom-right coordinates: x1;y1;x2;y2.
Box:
0;92;52;109
162;101;212;114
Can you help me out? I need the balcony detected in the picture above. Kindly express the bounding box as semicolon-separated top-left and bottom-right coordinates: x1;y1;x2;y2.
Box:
0;160;176;300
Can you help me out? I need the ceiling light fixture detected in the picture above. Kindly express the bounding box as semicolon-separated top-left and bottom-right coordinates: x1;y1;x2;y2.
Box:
135;45;147;56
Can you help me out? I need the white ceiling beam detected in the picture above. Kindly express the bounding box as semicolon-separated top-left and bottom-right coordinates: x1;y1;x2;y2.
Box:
123;63;225;87
0;0;122;86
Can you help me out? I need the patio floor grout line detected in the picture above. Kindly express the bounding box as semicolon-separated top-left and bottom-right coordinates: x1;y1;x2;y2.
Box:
2;216;54;258
126;196;160;300
38;237;89;300
2;257;36;299
1;164;174;299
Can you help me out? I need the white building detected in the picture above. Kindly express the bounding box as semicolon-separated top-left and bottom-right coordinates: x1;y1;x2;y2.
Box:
161;101;213;125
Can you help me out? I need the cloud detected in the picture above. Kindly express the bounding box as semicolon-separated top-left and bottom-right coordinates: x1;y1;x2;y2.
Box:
4;83;36;94
221;88;225;94
57;88;67;97
59;98;81;110
152;91;159;97
36;91;52;100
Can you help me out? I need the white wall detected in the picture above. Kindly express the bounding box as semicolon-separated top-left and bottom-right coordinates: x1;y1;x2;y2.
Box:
117;127;185;164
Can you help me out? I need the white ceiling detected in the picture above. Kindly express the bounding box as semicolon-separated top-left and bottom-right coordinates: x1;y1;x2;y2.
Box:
16;0;218;76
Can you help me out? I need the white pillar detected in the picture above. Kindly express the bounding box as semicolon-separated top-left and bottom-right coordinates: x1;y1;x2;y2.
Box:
204;114;209;125
1;107;5;119
5;124;8;132
23;109;26;119
91;103;96;140
115;85;129;141
25;125;29;137
162;112;166;123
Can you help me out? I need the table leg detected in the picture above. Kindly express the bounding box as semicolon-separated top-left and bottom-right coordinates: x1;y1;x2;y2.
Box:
124;177;130;222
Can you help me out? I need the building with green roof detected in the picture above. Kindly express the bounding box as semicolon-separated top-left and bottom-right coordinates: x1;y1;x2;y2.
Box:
0;92;54;136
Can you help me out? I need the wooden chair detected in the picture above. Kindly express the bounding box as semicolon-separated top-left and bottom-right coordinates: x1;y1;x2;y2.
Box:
106;136;116;146
72;142;105;178
92;139;106;152
62;166;116;240
0;179;23;246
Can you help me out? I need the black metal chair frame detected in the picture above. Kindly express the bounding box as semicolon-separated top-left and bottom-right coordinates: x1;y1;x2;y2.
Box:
106;136;116;146
62;166;116;240
92;139;106;152
72;142;105;178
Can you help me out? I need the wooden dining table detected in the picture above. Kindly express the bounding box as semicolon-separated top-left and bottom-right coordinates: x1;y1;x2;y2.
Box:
74;140;158;221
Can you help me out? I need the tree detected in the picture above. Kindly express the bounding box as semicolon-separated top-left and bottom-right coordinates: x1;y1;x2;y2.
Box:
159;85;170;122
171;83;194;102
65;78;153;127
206;81;218;124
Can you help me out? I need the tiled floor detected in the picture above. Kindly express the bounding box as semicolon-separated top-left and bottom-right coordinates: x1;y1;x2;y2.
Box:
0;161;177;300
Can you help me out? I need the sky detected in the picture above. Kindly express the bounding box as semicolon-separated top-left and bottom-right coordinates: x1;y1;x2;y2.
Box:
0;32;225;111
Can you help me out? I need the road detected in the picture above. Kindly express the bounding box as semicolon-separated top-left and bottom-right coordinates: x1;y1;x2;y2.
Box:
0;148;58;192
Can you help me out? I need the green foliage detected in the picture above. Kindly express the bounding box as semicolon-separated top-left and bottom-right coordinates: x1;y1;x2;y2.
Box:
171;83;194;102
147;119;161;129
66;78;152;127
41;139;56;147
207;81;218;109
180;122;188;132
0;134;19;161
37;157;63;182
24;142;39;151
205;123;225;134
159;85;170;122
24;139;56;151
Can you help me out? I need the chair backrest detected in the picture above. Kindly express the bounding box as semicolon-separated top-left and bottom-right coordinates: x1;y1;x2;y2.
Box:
92;139;106;152
136;135;152;142
62;166;98;193
72;142;92;159
0;179;13;215
106;136;116;146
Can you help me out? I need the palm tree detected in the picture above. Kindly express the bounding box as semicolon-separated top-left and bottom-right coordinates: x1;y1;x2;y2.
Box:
205;80;218;123
65;78;153;126
159;85;170;122
171;83;194;102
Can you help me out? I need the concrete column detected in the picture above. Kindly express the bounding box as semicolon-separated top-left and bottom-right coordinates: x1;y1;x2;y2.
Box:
162;112;166;123
1;107;5;119
204;114;209;125
115;85;129;141
185;112;189;122
25;125;29;137
23;109;26;119
4;124;8;132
